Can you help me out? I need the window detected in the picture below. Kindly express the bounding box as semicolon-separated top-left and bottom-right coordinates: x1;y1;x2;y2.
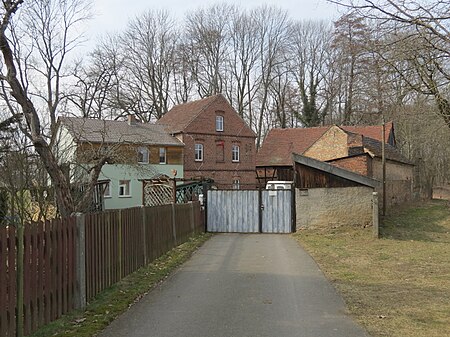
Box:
103;182;111;198
118;180;131;197
159;147;166;164
232;179;240;190
137;147;149;164
216;141;224;162
195;143;203;161
232;145;240;162
216;115;224;131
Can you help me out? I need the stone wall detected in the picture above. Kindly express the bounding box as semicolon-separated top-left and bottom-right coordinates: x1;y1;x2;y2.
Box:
296;186;374;228
432;186;450;200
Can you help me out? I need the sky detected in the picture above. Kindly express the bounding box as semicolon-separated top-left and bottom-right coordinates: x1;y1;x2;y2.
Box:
84;0;341;46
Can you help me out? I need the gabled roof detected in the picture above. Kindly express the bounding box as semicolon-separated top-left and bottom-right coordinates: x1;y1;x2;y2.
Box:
156;95;221;134
257;122;398;167
362;136;412;165
256;126;330;166
58;117;184;147
342;121;394;144
293;153;379;188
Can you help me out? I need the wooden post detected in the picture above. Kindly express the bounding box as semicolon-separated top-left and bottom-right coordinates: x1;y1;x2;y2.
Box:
189;202;195;233
372;192;379;238
382;118;386;216
118;209;122;278
171;203;177;246
74;213;86;310
16;217;24;337
141;206;147;265
172;178;177;204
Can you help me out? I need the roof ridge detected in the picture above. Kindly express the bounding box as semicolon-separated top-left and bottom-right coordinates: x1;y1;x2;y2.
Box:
301;125;333;154
182;94;222;131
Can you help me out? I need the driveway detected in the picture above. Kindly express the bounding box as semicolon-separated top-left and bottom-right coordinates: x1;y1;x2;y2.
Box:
99;234;368;337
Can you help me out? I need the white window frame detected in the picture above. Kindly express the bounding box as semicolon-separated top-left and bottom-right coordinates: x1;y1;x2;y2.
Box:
216;115;224;132
103;182;111;198
232;179;240;190
195;143;203;161
137;147;149;164
159;147;167;164
232;145;240;162
118;180;131;197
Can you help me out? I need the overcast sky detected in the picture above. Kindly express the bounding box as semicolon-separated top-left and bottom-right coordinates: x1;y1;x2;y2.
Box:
84;0;341;46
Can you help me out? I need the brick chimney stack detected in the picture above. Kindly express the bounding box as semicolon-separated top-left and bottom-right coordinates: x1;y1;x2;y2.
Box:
127;114;137;126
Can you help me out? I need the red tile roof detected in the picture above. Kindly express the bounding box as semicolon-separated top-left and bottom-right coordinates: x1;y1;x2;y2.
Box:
256;127;330;166
342;121;393;144
156;95;222;133
256;122;397;167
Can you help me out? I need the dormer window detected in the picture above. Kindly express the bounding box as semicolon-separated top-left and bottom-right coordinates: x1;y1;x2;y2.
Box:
137;147;149;164
216;115;224;132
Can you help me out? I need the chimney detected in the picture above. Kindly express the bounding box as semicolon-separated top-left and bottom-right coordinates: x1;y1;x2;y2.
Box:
127;114;137;126
347;133;364;156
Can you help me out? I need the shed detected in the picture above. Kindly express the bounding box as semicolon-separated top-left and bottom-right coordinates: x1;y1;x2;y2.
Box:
293;153;378;229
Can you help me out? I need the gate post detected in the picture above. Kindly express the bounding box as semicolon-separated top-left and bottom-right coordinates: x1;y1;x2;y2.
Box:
291;185;296;233
258;186;263;233
202;183;208;232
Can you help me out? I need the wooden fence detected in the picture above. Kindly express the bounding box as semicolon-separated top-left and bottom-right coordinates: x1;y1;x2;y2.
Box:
0;202;203;336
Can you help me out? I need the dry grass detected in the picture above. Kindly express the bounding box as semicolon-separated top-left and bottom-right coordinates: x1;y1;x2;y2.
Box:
294;200;450;337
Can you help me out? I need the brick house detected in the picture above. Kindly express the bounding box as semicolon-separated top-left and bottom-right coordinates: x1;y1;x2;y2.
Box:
256;123;414;207
157;94;256;188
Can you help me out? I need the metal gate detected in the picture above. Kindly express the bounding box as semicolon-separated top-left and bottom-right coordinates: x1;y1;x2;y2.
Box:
206;189;294;233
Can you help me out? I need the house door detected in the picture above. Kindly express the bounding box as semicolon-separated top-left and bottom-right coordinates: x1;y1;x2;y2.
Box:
206;189;294;233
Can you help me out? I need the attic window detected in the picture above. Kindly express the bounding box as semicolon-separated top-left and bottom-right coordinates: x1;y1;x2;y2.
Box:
159;147;166;164
216;115;224;132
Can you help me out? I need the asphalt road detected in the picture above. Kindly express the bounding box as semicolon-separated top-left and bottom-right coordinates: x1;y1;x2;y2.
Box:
99;234;368;337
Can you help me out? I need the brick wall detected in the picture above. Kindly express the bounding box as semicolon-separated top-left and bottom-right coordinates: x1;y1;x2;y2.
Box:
296;186;374;228
327;154;371;176
304;126;348;161
181;96;256;186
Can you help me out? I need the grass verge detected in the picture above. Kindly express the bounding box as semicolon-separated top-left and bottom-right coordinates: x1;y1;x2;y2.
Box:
30;233;212;337
293;200;450;337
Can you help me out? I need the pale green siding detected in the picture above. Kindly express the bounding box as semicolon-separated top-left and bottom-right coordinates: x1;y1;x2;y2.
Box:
99;164;184;209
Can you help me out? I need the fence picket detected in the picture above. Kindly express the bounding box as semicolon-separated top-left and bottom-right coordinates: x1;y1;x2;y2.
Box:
0;202;202;336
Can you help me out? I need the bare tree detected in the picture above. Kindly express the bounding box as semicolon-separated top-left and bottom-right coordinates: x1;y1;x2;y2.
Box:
69;35;126;120
328;0;450;127
252;6;291;147
120;10;178;120
227;10;260;119
289;20;334;127
0;0;108;217
184;4;234;98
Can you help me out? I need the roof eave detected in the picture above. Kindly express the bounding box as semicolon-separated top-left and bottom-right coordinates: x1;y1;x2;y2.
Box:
292;153;379;188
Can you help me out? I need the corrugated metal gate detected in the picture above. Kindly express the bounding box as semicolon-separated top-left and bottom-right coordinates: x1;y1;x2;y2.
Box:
206;189;294;233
